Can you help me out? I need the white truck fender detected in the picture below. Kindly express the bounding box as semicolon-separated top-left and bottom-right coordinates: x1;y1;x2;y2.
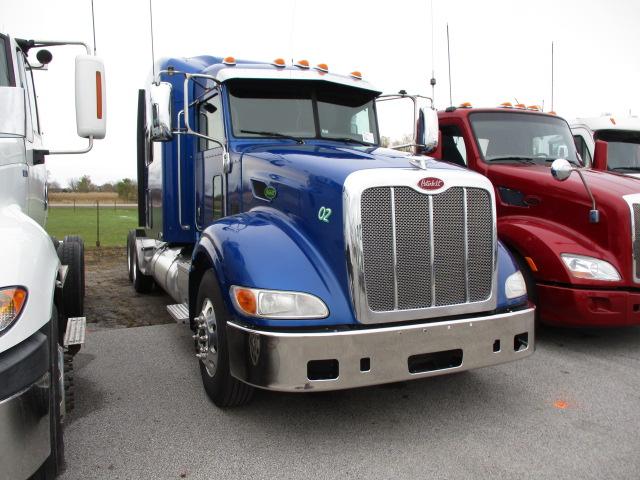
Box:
0;204;59;352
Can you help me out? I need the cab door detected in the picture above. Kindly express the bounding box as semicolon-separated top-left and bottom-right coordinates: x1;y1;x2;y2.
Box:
15;48;47;226
196;90;227;228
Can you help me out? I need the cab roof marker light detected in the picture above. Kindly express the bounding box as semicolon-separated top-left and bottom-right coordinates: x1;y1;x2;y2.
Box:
500;102;513;108
272;58;286;68
315;63;329;73
222;56;236;66
459;102;472;108
295;59;310;69
548;111;557;115
350;71;363;80
528;105;540;111
515;103;527;109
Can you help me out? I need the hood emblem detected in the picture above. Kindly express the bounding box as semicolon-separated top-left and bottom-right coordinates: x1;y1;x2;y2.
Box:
418;177;445;191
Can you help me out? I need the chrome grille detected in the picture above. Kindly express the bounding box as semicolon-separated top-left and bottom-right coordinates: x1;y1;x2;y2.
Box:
360;186;493;312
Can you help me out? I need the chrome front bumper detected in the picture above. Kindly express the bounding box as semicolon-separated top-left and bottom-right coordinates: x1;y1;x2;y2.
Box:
0;373;51;480
227;307;535;392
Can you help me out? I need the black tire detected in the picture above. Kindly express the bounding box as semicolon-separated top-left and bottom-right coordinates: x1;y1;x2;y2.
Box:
127;230;135;282
132;245;154;293
50;236;60;250
57;241;84;319
196;270;253;407
63;353;75;412
41;306;64;479
63;236;85;299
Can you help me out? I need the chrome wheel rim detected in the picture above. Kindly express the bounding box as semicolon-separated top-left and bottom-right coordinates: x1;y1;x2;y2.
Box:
196;298;218;377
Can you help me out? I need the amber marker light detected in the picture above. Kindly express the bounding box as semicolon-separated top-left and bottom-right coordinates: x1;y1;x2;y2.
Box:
528;105;540;111
515;103;527;109
350;71;363;80
95;71;103;119
0;287;28;332
272;58;286;68
295;59;310;69
500;102;513;108
315;63;329;73
233;287;257;316
223;56;236;66
459;102;472;108
524;256;538;272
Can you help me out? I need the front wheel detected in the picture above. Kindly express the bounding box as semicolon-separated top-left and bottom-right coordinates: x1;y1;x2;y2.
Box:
195;270;253;408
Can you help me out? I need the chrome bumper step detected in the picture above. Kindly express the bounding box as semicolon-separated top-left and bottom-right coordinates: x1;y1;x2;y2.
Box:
63;317;86;347
167;303;189;324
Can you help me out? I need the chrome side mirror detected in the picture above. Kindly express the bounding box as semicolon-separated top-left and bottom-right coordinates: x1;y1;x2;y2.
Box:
418;107;438;152
550;158;572;181
149;82;174;142
550;158;600;223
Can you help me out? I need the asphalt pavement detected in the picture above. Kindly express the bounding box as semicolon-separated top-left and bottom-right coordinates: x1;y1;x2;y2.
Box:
60;322;640;480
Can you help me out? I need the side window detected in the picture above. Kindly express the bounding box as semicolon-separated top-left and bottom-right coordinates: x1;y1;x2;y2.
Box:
212;175;223;219
25;65;40;133
573;134;592;165
15;51;34;140
0;36;11;86
198;92;224;151
440;125;468;167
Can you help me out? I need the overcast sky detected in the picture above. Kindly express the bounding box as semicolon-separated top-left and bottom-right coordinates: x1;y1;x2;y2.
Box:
2;0;639;186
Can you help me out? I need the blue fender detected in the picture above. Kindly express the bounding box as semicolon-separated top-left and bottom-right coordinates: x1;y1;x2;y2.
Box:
192;207;355;328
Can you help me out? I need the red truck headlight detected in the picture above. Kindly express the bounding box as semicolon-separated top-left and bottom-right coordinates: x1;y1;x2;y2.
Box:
0;287;28;332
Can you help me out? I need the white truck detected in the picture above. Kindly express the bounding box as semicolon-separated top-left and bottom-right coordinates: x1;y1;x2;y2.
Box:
571;115;640;178
0;33;105;479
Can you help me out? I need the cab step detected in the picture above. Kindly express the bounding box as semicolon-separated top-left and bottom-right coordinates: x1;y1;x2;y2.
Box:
167;303;189;324
63;316;86;347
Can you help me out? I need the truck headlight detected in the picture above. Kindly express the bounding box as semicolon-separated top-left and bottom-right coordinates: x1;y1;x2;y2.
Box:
0;287;28;332
560;254;621;281
505;271;527;299
231;286;329;319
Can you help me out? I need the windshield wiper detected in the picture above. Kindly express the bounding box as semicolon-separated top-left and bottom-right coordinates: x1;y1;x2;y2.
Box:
324;137;373;146
610;166;640;172
488;156;537;164
240;130;305;144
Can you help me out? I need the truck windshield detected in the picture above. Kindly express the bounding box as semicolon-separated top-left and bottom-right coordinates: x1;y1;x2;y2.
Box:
595;130;640;172
469;112;580;165
227;79;379;145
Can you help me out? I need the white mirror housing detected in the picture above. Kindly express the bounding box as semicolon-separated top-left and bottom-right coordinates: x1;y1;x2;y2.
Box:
149;82;174;142
75;54;106;139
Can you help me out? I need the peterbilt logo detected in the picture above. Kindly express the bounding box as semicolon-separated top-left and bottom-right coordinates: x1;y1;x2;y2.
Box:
417;177;444;190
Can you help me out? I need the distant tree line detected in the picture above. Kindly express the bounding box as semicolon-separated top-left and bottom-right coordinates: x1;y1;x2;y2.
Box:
49;175;138;201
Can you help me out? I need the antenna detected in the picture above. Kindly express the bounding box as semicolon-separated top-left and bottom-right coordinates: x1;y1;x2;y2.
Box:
149;0;156;79
90;0;97;54
429;0;436;104
289;0;297;64
446;23;452;106
551;41;554;112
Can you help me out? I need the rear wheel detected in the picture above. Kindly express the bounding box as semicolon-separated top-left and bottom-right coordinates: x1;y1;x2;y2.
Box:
57;241;84;319
132;244;154;293
126;230;135;282
196;270;253;407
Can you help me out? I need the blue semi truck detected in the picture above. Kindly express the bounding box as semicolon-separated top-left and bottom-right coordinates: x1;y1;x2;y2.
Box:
128;55;535;407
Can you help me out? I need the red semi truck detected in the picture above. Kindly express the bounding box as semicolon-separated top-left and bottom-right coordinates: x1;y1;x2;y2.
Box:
425;104;640;327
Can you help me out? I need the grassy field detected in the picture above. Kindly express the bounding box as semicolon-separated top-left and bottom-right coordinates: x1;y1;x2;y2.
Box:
46;205;138;247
